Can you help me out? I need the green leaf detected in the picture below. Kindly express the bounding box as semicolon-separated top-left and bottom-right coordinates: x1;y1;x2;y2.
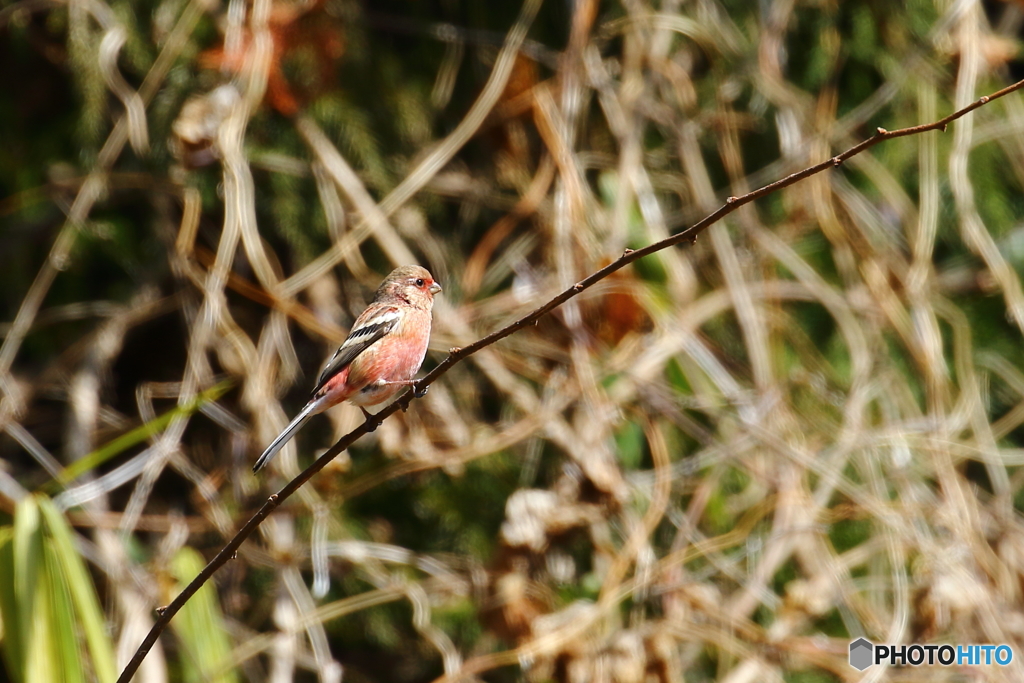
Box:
49;379;233;490
0;527;21;683
0;496;118;683
38;496;118;683
23;561;59;683
44;543;86;683
12;494;42;679
169;547;239;683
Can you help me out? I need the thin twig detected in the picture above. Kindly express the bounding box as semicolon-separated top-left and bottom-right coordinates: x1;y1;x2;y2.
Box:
113;76;1024;683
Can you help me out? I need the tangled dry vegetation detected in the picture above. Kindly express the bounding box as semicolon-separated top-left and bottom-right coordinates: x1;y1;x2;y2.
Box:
5;0;1024;681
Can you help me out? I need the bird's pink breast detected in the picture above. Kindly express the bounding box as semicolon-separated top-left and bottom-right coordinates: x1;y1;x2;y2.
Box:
328;307;432;408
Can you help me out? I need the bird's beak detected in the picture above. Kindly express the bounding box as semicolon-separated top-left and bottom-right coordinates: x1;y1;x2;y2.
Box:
430;282;442;295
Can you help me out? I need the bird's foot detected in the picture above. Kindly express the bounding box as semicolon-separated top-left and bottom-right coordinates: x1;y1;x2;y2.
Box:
414;383;429;398
361;407;382;432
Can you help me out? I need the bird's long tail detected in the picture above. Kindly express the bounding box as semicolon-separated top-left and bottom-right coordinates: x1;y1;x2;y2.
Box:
253;401;320;473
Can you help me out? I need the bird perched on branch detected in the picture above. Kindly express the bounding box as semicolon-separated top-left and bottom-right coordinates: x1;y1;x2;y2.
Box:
253;265;442;473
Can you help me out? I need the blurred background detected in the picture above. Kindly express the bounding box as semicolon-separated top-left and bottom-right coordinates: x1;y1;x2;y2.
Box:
3;0;1024;681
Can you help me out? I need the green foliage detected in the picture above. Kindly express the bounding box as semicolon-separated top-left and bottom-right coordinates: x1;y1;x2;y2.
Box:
49;380;233;490
168;548;239;683
614;420;645;470
0;495;117;683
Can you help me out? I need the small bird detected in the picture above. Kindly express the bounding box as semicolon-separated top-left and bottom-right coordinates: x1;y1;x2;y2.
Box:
253;265;442;473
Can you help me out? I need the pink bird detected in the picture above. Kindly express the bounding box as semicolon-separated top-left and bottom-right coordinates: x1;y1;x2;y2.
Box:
253;265;442;472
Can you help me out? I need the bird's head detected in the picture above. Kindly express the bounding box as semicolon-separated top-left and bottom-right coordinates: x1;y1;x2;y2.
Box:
377;265;442;308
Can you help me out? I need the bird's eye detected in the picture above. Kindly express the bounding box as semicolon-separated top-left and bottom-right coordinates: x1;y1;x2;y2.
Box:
415;278;425;287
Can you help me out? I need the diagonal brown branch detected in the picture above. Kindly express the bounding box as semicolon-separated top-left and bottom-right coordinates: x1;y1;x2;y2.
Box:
113;75;1024;683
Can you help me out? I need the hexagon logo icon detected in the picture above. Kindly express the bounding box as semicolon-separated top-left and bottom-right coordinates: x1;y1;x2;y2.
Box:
849;638;874;671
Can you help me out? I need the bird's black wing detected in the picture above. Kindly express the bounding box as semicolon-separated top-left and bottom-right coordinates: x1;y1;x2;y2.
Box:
311;307;400;396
